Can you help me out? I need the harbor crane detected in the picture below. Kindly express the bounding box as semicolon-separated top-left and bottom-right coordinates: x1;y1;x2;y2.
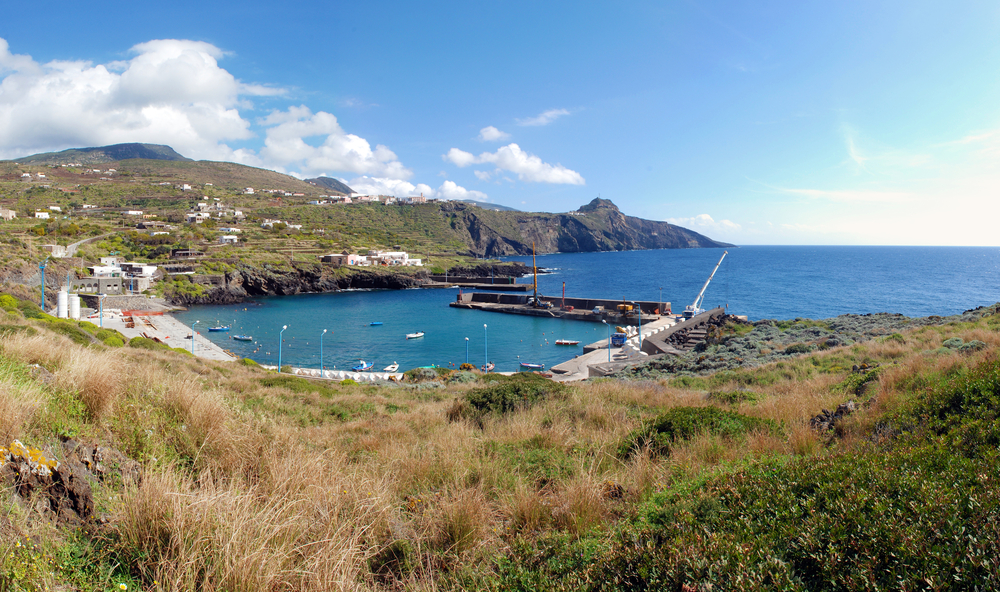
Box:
683;250;728;319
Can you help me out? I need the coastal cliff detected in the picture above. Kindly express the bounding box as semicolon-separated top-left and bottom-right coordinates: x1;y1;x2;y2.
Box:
443;198;730;257
164;261;533;306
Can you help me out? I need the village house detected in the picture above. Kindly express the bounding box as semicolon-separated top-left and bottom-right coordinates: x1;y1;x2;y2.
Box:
124;210;143;216
48;205;62;212
34;211;50;219
0;208;16;221
219;235;239;245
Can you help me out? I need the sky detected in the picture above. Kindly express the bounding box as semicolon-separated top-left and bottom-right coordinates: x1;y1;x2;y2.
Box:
2;1;1000;246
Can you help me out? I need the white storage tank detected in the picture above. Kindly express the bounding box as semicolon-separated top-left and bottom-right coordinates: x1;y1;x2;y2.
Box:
69;294;81;320
57;289;69;319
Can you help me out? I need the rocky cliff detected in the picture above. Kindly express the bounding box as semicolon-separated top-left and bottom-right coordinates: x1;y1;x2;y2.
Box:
443;198;731;257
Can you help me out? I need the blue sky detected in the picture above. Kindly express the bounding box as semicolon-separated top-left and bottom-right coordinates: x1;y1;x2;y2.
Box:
2;1;999;245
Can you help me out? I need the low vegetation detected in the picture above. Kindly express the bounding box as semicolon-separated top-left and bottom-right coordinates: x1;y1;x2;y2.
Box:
0;291;999;590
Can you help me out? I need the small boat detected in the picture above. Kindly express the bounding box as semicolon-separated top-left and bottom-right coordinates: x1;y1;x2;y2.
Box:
208;325;230;332
485;362;495;372
232;334;253;342
384;362;399;372
370;321;383;326
555;339;580;345
351;360;374;371
406;332;425;339
520;362;545;369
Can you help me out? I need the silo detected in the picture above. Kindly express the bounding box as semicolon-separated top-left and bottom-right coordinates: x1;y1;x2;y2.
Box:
69;294;81;320
57;289;69;319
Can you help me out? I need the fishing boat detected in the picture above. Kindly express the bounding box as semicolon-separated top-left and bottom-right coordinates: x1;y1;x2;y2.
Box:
351;360;374;371
554;339;580;345
383;362;399;372
232;334;253;342
406;331;425;339
519;362;545;370
370;321;383;326
208;325;230;332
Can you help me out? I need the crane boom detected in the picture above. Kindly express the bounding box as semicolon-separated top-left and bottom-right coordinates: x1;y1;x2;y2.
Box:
684;250;728;318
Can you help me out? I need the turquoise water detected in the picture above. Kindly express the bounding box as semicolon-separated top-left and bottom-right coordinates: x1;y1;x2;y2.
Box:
173;246;1000;373
173;288;608;373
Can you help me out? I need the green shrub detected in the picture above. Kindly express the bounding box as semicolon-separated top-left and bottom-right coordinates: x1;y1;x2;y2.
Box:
103;336;125;347
128;336;172;351
0;324;36;337
959;340;986;353
784;343;813;355
448;371;478;384
708;389;760;405
340;378;357;385
405;368;439;381
456;373;566;425
943;337;964;349
618;406;778;458
45;321;93;345
239;357;261;368
0;294;18;310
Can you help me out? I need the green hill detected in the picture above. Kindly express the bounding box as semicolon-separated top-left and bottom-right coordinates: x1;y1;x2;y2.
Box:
14;143;191;165
304;176;354;195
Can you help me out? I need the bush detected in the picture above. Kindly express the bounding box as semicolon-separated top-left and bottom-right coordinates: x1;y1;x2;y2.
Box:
784;343;813;355
959;340;986;353
128;336;172;351
943;337;964;349
405;368;439;381
0;294;18;310
103;336;125;347
618;406;778;458
455;373;566;425
448;371;478;384
708;389;760;405
459;362;476;371
239;357;261;368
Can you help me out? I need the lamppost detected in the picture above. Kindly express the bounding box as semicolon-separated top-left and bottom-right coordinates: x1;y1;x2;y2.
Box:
38;258;48;309
483;324;488;372
98;293;105;328
191;320;199;354
278;324;288;372
659;287;663;316
637;305;643;351
320;329;327;377
602;319;611;362
465;337;469;364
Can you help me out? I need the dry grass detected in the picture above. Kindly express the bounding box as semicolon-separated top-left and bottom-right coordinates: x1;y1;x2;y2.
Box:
1;298;998;589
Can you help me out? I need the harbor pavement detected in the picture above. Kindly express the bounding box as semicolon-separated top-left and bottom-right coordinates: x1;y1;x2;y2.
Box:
88;309;237;362
550;314;679;382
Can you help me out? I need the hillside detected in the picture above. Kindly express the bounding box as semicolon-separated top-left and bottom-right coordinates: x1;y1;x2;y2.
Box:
305;176;354;195
0;289;998;590
13;143;191;165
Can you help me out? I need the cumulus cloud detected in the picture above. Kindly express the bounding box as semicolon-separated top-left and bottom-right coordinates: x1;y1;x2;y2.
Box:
478;125;510;141
667;214;741;234
0;37;268;160
442;143;584;185
516;108;570;127
0;37;409;182
259;105;412;179
348;176;487;201
474;170;491;181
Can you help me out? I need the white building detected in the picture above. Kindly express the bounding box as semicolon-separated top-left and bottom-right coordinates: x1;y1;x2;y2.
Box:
34;211;50;219
48;205;62;212
219;235;239;245
243;187;255;194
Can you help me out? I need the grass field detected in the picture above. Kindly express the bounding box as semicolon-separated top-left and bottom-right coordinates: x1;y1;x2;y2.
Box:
1;291;998;590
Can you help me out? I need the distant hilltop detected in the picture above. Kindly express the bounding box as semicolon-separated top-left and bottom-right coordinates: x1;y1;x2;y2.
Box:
305;177;355;195
13;143;191;165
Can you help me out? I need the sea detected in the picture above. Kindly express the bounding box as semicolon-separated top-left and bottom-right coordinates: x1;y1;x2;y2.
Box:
171;246;1000;373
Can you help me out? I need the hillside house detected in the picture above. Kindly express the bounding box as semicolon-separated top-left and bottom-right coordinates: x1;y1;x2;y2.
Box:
243;187;255;195
48;205;62;212
219;235;239;245
34;211;50;219
125;210;143;216
0;209;16;221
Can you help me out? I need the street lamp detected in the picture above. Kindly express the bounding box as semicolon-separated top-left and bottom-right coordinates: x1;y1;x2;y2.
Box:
659;287;663;316
278;325;288;372
191;320;199;354
320;329;328;377
465;337;469;364
483;324;488;372
98;293;105;328
602;319;611;362
637;305;643;352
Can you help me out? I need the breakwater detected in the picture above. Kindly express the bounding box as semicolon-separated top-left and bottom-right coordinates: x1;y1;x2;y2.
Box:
450;291;670;324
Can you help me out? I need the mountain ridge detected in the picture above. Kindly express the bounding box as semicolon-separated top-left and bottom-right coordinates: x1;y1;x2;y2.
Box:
13;143;191;165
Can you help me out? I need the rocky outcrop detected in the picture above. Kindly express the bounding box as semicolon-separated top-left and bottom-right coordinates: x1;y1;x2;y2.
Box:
442;198;732;257
168;264;431;306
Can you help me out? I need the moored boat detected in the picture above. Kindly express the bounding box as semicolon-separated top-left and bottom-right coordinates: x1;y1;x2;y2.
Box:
208;325;230;332
519;362;545;369
554;339;580;345
232;334;253;341
384;362;399;372
370;321;383;326
406;331;425;339
352;360;374;371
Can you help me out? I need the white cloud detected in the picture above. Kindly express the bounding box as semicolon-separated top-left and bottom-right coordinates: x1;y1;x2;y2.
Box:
474;170;491;181
478;125;510;141
259;105;412;179
667;214;741;234
442;143;584;185
0;37;411;183
0;37;270;161
516;108;570;127
348;176;487;201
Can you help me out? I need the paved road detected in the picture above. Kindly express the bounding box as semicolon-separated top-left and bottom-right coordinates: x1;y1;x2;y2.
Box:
549;315;679;382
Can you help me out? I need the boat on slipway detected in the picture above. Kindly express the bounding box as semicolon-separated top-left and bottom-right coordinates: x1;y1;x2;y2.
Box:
352;360;374;371
383;362;399;372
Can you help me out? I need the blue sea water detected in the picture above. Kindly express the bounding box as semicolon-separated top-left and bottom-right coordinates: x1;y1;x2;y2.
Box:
172;246;1000;373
